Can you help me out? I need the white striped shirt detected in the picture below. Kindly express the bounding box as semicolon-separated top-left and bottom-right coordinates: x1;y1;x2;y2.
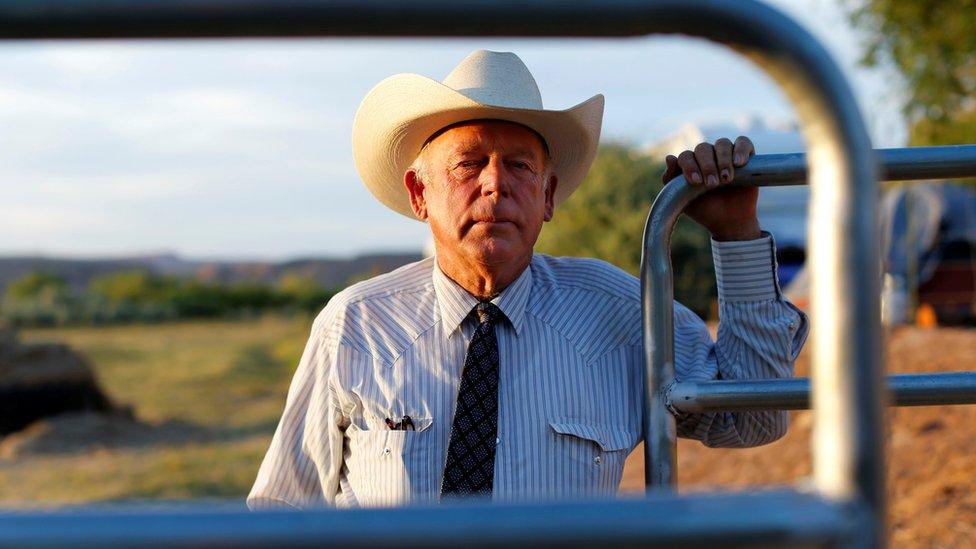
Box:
247;235;808;509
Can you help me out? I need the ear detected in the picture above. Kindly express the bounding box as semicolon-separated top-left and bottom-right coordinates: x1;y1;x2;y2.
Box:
543;173;558;221
404;168;428;220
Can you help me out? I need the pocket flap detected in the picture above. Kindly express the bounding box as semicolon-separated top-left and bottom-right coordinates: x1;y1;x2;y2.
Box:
548;420;631;452
408;417;434;432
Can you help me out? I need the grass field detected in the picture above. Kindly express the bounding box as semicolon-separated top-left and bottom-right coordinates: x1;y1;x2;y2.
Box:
2;315;312;507
4;319;975;546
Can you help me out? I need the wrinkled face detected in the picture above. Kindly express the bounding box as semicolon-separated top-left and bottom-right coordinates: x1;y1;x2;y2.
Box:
404;120;557;267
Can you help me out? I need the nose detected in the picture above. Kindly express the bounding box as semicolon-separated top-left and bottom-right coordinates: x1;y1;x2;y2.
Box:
479;157;510;198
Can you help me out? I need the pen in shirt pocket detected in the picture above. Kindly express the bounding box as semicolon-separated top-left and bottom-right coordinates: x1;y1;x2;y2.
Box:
384;415;415;431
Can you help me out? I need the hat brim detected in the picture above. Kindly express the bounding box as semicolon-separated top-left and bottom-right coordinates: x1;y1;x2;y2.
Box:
352;73;604;220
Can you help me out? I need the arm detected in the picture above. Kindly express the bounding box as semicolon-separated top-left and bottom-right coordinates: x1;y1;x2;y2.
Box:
672;233;809;447
658;136;807;446
246;313;346;509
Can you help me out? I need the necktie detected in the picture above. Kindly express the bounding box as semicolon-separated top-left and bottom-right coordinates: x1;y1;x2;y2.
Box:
440;301;503;500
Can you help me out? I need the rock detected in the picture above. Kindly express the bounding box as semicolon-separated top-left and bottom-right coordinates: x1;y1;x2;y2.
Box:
0;327;115;436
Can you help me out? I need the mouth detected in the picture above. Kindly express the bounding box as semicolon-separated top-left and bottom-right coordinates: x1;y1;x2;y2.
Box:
471;219;515;228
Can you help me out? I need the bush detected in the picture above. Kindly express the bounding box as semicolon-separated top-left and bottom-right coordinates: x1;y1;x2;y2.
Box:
1;270;338;327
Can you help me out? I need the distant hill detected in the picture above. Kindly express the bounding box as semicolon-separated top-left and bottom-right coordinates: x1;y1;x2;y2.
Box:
0;252;423;294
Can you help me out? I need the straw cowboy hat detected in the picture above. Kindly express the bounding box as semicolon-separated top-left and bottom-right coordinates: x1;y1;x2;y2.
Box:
352;50;605;220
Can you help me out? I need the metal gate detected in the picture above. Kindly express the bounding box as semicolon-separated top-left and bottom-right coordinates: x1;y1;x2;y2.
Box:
643;144;976;544
1;1;974;547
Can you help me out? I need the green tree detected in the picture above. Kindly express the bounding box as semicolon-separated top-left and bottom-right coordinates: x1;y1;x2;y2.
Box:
849;0;976;145
2;271;74;326
278;274;335;313
89;270;177;304
536;143;716;318
6;271;67;299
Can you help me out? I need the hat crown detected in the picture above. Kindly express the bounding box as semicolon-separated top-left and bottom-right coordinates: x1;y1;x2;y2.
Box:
442;50;544;110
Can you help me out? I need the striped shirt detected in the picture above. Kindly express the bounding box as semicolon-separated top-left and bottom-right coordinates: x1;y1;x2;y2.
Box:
247;235;808;509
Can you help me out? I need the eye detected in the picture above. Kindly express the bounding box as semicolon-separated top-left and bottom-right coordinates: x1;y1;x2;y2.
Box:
454;159;483;170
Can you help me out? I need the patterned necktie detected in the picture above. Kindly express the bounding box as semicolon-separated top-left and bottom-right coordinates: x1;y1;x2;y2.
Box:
440;301;503;500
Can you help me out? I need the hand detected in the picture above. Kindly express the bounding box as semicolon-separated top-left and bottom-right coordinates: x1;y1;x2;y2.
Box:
661;136;761;241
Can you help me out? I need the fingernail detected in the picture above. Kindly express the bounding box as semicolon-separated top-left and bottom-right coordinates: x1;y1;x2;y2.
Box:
721;169;730;182
691;172;702;184
707;174;718;187
734;154;743;165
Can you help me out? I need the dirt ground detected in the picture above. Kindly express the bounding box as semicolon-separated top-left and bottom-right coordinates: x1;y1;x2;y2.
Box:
619;326;976;548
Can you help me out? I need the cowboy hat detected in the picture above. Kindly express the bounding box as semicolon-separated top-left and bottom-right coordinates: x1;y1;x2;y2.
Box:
352;49;605;220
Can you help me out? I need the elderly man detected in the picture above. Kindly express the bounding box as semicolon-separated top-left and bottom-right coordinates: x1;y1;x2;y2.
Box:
248;50;808;509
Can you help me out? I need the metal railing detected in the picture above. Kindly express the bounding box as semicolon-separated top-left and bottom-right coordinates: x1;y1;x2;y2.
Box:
644;145;976;493
2;0;970;547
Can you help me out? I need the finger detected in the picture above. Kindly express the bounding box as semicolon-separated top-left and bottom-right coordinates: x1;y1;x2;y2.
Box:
714;137;734;183
661;154;681;184
693;142;720;189
732;136;756;167
676;150;702;185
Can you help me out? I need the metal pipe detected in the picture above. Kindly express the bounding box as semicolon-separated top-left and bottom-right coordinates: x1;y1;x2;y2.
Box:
0;0;887;545
636;2;888;530
646;144;976;479
0;492;853;548
668;372;976;412
721;144;976;186
645;144;976;500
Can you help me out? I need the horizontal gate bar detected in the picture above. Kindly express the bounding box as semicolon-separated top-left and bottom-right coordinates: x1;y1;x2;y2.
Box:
669;372;976;412
0;0;876;40
725;144;976;186
0;491;855;548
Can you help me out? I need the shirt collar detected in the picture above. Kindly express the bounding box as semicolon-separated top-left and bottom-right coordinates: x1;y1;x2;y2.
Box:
432;258;533;337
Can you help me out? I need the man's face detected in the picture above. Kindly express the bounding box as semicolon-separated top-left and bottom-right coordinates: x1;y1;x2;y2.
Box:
405;120;557;268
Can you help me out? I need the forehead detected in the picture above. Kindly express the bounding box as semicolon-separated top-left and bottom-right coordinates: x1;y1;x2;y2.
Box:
424;120;548;158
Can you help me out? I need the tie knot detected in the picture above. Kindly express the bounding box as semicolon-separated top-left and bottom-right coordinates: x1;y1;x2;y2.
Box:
474;302;503;325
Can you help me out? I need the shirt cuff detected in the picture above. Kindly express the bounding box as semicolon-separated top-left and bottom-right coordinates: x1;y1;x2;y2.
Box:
711;231;781;303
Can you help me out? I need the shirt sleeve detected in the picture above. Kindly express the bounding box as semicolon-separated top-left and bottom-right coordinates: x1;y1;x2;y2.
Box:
246;314;346;509
671;232;809;447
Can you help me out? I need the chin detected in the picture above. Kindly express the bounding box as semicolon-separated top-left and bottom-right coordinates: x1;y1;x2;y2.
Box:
467;238;528;266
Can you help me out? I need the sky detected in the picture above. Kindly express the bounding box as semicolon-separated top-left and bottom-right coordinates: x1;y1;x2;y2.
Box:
0;0;906;261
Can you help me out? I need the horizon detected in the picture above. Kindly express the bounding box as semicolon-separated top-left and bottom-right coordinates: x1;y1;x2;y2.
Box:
0;247;424;264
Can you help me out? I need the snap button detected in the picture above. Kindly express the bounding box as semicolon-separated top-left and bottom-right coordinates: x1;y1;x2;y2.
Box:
383;447;391;456
593;456;602;465
495;437;501;446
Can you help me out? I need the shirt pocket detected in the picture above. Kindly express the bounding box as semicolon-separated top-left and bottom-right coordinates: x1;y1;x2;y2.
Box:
547;419;633;496
347;416;437;506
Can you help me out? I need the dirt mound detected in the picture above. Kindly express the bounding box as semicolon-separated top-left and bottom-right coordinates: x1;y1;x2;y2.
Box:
620;326;976;547
0;412;204;459
0;327;114;435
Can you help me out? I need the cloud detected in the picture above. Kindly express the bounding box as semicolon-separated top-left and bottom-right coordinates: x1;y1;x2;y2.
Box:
38;45;138;78
0;11;905;258
110;87;343;158
0;85;90;119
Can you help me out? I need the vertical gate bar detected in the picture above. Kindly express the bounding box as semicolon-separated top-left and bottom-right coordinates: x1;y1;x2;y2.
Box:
640;223;675;489
642;179;708;490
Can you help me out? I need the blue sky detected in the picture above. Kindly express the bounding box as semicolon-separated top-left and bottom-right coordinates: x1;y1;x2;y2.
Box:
0;0;905;260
